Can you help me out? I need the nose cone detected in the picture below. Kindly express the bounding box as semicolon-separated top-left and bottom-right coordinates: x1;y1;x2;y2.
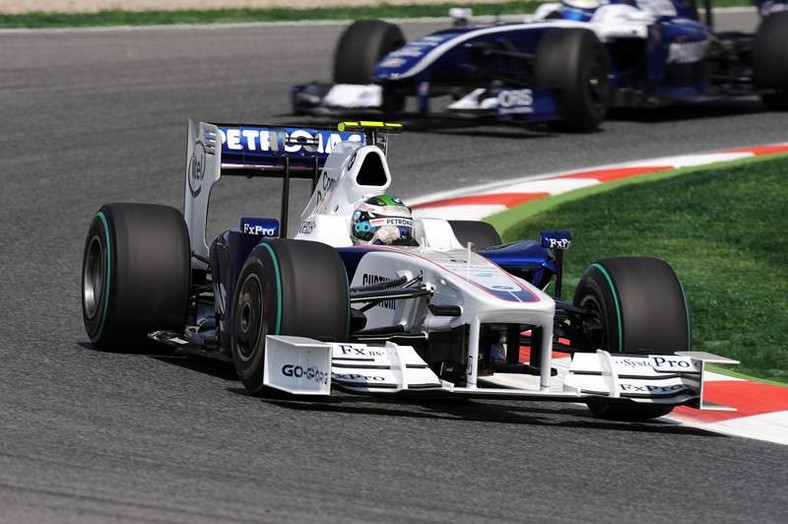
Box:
373;52;416;80
372;30;465;80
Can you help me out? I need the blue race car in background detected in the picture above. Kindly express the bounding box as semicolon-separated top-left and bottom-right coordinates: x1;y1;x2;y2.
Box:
292;0;788;132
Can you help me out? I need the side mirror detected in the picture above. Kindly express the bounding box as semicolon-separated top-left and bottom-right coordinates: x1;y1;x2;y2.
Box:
540;230;572;298
540;230;572;250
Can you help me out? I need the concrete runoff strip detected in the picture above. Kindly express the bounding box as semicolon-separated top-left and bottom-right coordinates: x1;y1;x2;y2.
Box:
413;143;788;445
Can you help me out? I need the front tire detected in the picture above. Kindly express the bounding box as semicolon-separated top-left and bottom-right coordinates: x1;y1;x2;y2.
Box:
231;239;350;394
535;29;610;132
573;257;690;355
586;400;675;421
81;203;190;351
753;12;788;111
333;19;406;112
573;257;690;420
333;20;405;84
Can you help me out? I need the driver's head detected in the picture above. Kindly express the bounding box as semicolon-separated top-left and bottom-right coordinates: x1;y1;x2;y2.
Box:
350;194;414;246
563;0;602;8
561;0;602;20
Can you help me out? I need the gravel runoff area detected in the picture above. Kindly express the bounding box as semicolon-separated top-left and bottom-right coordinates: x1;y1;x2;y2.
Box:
0;0;507;14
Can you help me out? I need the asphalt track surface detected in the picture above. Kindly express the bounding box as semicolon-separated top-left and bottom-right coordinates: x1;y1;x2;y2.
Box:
1;12;787;523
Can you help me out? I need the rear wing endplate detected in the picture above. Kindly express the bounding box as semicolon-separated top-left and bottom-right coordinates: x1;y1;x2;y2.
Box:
183;120;405;265
183;120;366;264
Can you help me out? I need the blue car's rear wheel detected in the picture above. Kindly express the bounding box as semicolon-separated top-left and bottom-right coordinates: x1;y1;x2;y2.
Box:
231;239;350;395
81;203;190;351
535;28;610;132
753;12;788;111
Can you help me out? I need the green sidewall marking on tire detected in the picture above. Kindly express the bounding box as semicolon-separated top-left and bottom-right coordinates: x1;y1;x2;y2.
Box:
676;276;692;351
258;242;282;335
342;266;350;338
591;263;623;352
94;211;111;341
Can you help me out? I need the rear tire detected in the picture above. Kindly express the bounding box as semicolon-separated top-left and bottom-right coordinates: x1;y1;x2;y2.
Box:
81;203;190;351
753;12;788;111
760;92;788;111
573;257;691;420
231;239;350;394
449;220;502;250
333;19;406;112
535;29;610;132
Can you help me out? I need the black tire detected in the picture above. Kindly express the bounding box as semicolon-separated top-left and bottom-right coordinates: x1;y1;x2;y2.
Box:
586;399;675;421
81;203;190;351
574;257;690;420
753;12;788;111
760;92;788;111
333;19;406;112
231;239;350;394
333;20;405;84
573;257;690;354
449;220;502;250
535;28;610;132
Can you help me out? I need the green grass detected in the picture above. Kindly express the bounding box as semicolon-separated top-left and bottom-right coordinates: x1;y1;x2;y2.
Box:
500;155;788;383
0;0;752;29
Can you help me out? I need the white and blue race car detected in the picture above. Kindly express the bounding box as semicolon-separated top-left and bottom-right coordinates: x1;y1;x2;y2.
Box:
292;0;788;131
81;121;736;420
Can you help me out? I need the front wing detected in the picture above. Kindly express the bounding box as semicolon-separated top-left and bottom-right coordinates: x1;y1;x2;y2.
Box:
263;335;738;411
291;82;561;124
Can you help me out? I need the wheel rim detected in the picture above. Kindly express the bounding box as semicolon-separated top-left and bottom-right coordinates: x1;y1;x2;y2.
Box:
585;61;606;116
579;294;606;350
83;235;104;320
235;273;265;362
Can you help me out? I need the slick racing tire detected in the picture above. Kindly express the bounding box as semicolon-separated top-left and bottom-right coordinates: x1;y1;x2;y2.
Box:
535;28;610;132
573;257;691;420
334;20;405;84
753;12;788;111
82;203;190;351
333;19;406;112
449;220;502;250
573;257;690;354
231;239;350;395
585;399;675;421
759;92;788;112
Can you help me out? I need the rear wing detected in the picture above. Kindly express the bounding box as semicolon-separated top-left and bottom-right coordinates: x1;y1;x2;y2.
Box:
183;120;401;266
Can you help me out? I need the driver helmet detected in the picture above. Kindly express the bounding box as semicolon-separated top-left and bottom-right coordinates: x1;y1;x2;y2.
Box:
561;0;602;20
350;194;414;246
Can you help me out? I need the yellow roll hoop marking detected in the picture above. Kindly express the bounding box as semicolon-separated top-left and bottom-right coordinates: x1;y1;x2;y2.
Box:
337;121;403;132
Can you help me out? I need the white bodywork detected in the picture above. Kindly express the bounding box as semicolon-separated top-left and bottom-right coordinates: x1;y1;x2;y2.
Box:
181;121;737;409
253;131;737;408
289;135;559;390
296;142;391;245
265;335;739;409
348;247;556;390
